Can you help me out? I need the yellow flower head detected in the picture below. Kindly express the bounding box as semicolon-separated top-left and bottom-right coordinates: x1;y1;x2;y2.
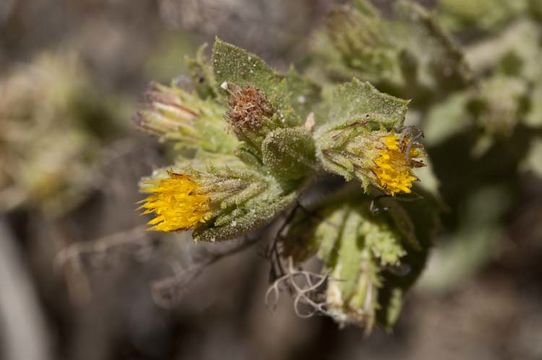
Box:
141;172;212;232
371;133;423;196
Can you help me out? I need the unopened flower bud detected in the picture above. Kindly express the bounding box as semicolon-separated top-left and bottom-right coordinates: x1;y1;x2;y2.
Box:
135;82;237;154
261;127;316;183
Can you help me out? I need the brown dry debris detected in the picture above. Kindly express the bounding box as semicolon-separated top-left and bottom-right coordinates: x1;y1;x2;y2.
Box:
226;86;273;132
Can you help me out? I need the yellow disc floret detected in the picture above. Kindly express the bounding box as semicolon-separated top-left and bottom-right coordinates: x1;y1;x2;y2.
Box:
372;134;420;196
141;173;212;232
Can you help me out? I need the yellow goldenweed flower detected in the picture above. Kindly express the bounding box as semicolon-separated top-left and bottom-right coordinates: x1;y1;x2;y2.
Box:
372;134;420;195
141;173;212;232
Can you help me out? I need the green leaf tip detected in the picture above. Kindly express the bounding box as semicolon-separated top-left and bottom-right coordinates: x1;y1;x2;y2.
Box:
327;78;409;129
211;38;280;94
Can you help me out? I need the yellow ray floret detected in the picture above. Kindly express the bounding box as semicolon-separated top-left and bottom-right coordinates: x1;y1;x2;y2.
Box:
372;134;420;196
141;173;212;232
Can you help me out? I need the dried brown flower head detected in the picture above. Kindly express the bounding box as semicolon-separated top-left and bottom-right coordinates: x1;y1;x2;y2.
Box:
226;86;273;133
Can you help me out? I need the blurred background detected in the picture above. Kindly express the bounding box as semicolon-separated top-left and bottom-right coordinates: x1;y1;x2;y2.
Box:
1;0;542;359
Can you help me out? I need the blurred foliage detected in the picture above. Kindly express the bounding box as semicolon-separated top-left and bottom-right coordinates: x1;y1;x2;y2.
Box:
0;51;128;215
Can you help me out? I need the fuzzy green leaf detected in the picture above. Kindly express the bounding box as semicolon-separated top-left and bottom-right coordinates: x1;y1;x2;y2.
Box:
324;78;409;130
212;38;279;93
